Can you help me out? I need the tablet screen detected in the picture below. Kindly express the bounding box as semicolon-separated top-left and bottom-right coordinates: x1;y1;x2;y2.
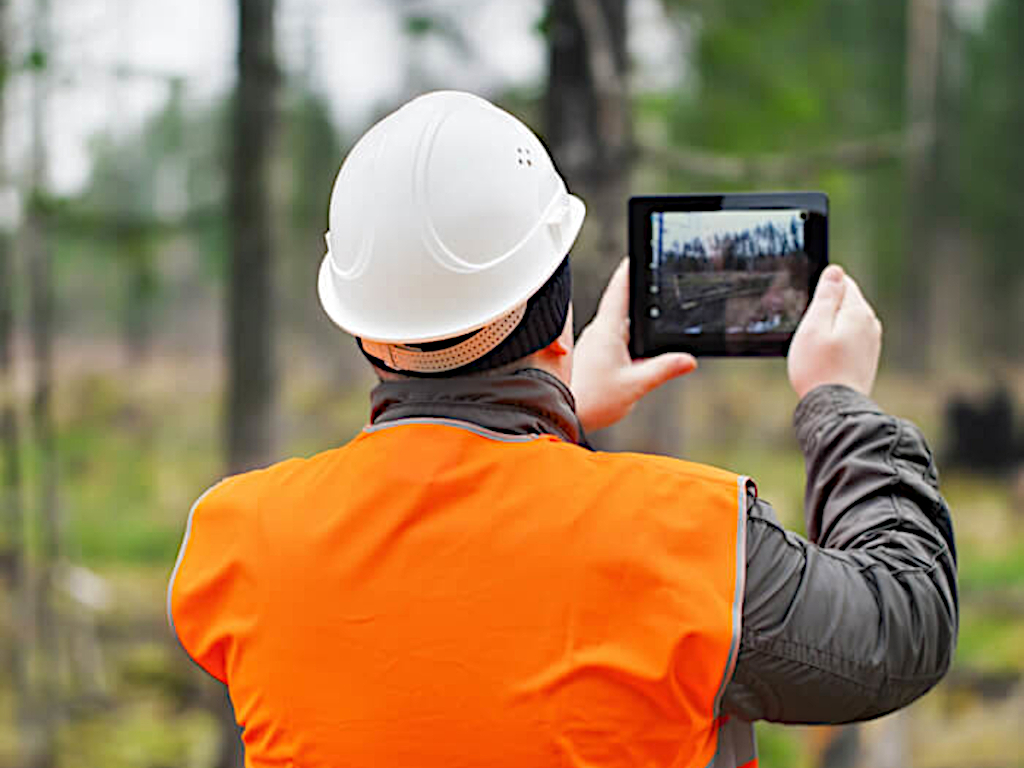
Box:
648;209;810;339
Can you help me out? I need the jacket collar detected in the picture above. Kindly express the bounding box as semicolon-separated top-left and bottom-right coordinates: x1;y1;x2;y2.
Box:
369;368;585;445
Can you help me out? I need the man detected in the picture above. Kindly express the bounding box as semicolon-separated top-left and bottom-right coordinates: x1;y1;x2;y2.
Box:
168;92;957;768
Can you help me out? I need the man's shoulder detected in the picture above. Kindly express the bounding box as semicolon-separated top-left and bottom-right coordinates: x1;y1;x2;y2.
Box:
190;444;348;516
580;446;742;488
223;436;369;489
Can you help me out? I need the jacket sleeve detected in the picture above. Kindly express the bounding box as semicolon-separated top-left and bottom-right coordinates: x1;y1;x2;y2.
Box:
721;384;958;724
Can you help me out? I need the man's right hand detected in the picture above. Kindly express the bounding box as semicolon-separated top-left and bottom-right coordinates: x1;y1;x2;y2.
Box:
572;259;697;433
787;265;882;400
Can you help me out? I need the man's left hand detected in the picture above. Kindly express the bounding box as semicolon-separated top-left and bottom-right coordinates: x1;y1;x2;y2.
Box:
572;259;697;433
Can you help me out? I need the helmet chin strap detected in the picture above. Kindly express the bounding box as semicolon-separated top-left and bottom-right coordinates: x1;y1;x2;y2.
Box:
360;303;527;374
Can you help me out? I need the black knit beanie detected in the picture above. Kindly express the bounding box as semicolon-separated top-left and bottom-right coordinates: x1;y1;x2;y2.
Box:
358;256;573;378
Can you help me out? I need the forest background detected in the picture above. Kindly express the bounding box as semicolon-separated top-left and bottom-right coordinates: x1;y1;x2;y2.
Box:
0;0;1021;766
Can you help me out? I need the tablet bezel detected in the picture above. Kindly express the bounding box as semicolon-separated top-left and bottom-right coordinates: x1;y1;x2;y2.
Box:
628;192;829;358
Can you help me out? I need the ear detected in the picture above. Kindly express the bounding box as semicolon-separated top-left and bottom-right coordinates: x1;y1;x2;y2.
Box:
538;304;574;358
530;334;572;386
545;337;570;357
530;305;574;384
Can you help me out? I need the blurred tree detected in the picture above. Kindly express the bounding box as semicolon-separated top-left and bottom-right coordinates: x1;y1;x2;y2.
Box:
0;0;14;588
857;3;912;338
545;0;684;455
279;21;345;353
401;6;472;95
68;82;188;364
660;0;885;155
285;80;341;242
958;0;1024;360
121;80;187;364
545;0;707;456
56;30;347;765
650;0;973;370
0;0;32;759
26;0;58;577
220;0;282;763
227;0;280;477
66;72;338;367
544;0;630;322
23;0;59;764
900;0;943;370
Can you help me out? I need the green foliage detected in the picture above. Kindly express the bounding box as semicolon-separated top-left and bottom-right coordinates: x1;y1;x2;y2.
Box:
285;87;344;232
59;418;176;564
55;705;218;768
20;365;369;568
51;375;220;566
957;0;1024;292
25;188;64;216
647;0;913;300
25;48;46;71
960;544;1024;592
404;14;436;37
401;10;469;53
665;0;901;156
118;643;198;708
645;0;1024;360
533;3;552;39
69;83;230;275
955;610;1024;672
756;723;810;768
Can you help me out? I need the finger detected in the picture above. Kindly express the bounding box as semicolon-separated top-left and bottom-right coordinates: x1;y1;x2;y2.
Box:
836;274;881;333
802;264;846;328
594;258;630;327
838;274;875;317
624;353;697;396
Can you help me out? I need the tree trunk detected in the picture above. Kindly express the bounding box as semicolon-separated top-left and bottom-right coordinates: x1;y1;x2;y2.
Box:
0;229;32;746
0;232;20;587
545;0;629;321
545;0;682;455
220;1;280;762
0;0;32;755
0;0;16;592
227;0;279;476
27;0;58;565
122;238;157;366
22;0;59;764
899;0;942;370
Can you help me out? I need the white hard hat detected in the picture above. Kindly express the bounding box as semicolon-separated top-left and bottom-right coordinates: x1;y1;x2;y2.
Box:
317;90;586;348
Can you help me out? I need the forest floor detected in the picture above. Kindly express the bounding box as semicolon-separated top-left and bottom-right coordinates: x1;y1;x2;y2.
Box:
0;344;1021;768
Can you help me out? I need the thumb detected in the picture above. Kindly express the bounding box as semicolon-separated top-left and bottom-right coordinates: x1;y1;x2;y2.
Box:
803;264;846;326
593;257;630;329
625;353;697;396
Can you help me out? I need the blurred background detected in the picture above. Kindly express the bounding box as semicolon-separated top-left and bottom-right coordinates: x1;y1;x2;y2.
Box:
0;0;1021;765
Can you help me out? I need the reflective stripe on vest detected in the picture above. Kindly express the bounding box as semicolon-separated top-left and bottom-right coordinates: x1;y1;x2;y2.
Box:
168;420;755;768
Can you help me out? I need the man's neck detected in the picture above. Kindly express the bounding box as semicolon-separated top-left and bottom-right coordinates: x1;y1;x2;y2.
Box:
369;368;585;445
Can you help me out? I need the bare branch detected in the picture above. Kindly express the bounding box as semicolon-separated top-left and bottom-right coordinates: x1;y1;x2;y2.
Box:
637;123;934;182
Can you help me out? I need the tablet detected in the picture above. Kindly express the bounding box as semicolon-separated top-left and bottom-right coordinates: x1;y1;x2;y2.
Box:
629;192;829;357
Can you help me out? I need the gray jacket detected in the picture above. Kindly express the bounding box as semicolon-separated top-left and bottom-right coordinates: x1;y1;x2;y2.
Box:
370;369;958;724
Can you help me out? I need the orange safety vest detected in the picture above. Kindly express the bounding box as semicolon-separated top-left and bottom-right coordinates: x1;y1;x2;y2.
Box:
168;418;756;768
